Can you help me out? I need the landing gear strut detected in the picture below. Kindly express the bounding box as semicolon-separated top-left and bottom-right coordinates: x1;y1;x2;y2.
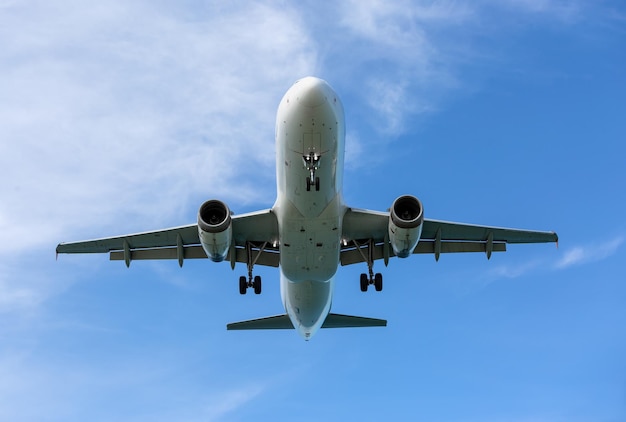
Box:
353;239;383;292
303;151;321;192
238;241;267;295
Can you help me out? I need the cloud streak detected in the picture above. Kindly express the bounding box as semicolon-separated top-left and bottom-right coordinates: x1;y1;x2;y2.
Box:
483;235;623;284
0;1;317;253
0;0;320;314
554;236;623;269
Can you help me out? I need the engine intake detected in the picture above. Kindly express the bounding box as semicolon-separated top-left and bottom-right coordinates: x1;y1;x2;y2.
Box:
389;195;424;258
198;199;232;262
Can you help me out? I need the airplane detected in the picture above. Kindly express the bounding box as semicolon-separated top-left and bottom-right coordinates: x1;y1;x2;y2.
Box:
56;77;558;340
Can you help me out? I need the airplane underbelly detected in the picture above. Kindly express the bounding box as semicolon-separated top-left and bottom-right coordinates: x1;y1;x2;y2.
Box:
280;216;340;282
281;274;334;338
273;77;347;337
276;188;344;282
274;81;345;282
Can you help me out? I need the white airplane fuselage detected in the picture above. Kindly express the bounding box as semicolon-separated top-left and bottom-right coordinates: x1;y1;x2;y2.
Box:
272;77;346;339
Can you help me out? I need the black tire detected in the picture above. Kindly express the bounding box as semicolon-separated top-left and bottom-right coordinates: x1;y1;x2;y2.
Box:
253;275;262;295
239;276;247;295
306;177;311;191
360;273;368;292
315;177;320;191
374;273;383;292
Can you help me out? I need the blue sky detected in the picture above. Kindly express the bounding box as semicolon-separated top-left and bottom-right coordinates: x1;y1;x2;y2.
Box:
1;1;625;421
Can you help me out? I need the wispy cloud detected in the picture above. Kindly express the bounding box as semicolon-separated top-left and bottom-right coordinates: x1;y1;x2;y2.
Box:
0;346;272;422
0;1;316;252
199;383;267;422
0;1;319;314
488;258;544;280
554;236;624;269
333;0;469;135
483;235;624;283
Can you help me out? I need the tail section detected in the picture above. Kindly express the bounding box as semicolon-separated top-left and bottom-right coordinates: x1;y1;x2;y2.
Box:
227;314;293;330
322;313;387;328
227;313;387;330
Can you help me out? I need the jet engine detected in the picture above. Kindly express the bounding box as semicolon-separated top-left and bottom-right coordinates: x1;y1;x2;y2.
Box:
198;199;232;262
388;195;424;258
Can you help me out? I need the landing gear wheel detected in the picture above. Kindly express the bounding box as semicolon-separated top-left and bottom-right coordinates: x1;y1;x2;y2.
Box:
306;177;311;191
315;177;320;191
374;273;383;292
360;273;369;292
241;241;269;297
253;275;262;295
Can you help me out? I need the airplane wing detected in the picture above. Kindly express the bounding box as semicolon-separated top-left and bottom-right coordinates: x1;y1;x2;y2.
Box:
341;208;558;265
56;209;280;268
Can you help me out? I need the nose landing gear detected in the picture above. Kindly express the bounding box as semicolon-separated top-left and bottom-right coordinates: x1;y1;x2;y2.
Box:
303;152;321;191
306;176;320;192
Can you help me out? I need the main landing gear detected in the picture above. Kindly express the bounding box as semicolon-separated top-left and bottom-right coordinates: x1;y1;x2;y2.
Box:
239;275;261;295
303;151;321;192
353;239;383;292
360;272;383;292
238;241;267;295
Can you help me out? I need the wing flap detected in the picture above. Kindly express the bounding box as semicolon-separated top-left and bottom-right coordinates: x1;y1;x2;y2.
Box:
341;240;506;266
341;208;557;265
109;244;280;267
57;209;280;268
110;245;206;261
56;224;199;254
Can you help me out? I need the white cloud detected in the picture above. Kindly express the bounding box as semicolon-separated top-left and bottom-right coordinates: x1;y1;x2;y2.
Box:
199;384;267;422
339;0;473;44
0;273;43;313
488;258;543;280
0;0;319;313
0;346;271;422
481;235;624;283
0;1;316;250
554;236;623;269
333;0;465;134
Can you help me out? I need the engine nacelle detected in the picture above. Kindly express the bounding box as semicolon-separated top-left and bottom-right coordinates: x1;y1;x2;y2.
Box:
388;195;424;258
198;199;232;262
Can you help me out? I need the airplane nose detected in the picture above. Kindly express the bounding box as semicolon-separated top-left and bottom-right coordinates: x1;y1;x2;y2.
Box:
296;77;329;107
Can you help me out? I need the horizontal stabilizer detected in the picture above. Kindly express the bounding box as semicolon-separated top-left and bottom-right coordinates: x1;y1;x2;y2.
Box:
322;313;387;328
227;313;387;330
227;314;294;330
